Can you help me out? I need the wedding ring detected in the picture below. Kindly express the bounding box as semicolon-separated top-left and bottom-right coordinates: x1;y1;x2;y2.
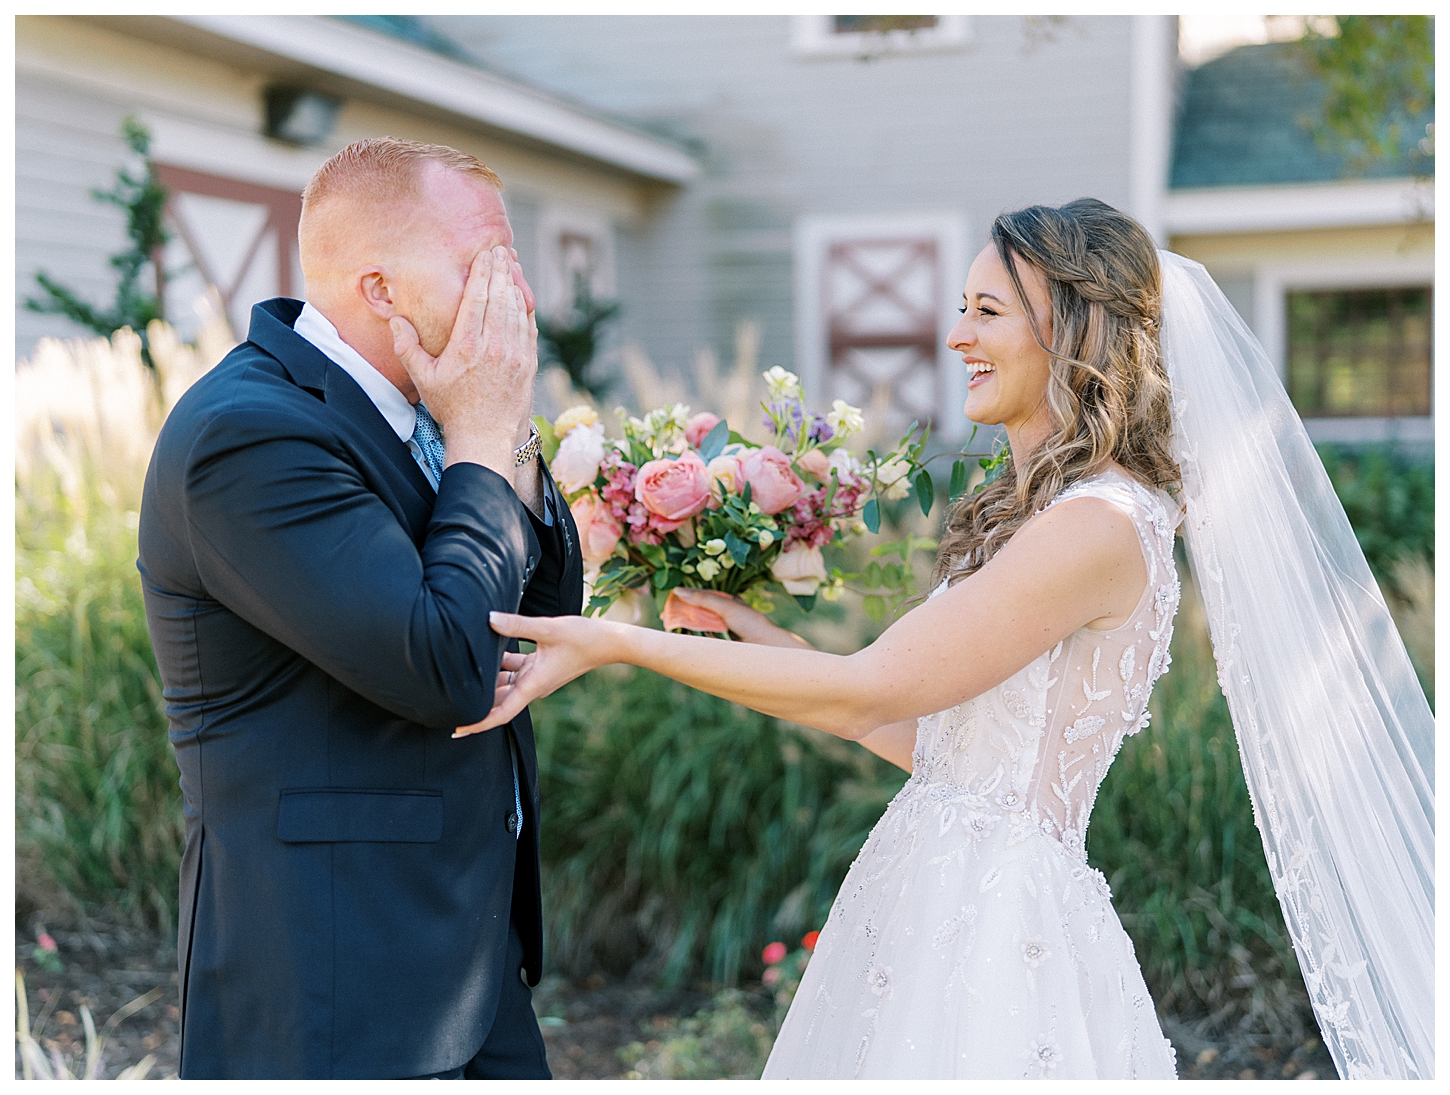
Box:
508;671;516;685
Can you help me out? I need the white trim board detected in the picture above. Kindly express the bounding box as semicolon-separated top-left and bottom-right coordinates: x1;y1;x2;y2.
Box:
150;15;700;184
1165;178;1434;235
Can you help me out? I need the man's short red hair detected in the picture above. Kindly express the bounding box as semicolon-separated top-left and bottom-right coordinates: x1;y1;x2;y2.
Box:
302;137;502;214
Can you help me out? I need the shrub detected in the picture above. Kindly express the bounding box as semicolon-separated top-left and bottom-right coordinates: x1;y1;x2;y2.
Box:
532;668;904;986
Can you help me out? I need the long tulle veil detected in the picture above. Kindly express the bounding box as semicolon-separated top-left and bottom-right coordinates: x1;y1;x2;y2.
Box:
1159;250;1434;1079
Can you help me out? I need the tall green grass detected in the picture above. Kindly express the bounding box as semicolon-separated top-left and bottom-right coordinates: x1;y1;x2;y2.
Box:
533;668;904;985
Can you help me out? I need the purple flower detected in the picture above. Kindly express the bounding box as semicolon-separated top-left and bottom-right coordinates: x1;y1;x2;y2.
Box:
763;400;806;441
808;414;834;443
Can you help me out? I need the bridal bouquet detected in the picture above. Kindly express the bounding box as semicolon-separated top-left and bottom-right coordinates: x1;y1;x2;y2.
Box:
539;367;936;634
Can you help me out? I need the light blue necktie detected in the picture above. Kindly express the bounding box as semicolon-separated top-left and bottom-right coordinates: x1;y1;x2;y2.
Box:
411;403;446;483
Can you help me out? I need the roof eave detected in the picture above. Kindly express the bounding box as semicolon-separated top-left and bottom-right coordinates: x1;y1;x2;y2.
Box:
86;14;700;185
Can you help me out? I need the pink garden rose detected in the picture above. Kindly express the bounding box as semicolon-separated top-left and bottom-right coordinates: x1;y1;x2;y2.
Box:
635;450;712;523
570;494;624;567
684;411;722;449
739;446;807;515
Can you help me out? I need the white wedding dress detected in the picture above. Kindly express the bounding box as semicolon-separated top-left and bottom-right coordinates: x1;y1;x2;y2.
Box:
763;469;1182;1079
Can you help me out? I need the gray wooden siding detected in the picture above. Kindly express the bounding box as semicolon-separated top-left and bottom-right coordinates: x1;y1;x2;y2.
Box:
16;71;138;358
431;14;1138;398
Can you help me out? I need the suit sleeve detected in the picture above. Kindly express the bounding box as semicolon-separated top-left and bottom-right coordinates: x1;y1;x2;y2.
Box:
182;405;539;728
518;459;585;619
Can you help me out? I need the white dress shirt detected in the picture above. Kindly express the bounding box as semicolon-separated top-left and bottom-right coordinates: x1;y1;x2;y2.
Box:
293;302;439;489
291;303;552;525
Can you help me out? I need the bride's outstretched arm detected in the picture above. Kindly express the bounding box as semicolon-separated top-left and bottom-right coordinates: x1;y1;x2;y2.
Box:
467;497;1145;739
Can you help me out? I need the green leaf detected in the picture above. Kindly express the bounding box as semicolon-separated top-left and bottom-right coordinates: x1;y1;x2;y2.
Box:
862;595;886;624
699;419;730;462
533;415;560;463
862;497;880;533
723;531;752;566
793;594;817;613
728;430;750;446
948;459;966;499
915;469;934;516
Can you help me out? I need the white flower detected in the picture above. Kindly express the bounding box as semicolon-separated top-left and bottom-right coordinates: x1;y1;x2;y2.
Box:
550;422;606;493
874;455;913;500
696;557;722;582
762;366;802;401
819;576;846;602
552;404;599;438
756;529;774;547
770;543;827;596
826;399;864;437
827;448;863;482
1020;939;1052;968
865;962;892;997
703;538;728;556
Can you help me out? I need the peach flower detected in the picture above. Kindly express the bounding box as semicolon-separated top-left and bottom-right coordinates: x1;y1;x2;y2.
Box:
771;543;827;595
796;447;832;482
569;494;624;567
635;450;712;523
739;446;807;515
661;587;729;634
685;411;722;449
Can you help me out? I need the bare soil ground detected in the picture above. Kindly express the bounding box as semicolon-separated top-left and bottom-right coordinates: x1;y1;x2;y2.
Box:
15;915;1336;1080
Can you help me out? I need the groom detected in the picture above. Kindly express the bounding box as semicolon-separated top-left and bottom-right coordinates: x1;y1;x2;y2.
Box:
138;138;583;1078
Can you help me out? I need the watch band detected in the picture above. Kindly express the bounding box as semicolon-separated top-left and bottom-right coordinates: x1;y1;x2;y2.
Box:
513;422;542;466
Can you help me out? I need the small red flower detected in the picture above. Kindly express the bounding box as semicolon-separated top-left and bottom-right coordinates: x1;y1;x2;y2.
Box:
801;930;820;952
37;933;57;953
762;941;787;965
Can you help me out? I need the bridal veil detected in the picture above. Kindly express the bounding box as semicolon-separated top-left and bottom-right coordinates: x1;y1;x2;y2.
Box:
1159;251;1434;1079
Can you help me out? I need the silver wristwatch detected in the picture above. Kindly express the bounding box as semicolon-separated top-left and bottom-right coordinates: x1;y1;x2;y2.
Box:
513;422;542;466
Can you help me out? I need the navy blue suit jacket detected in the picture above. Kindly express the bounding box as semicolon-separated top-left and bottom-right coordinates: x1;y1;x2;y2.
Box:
137;299;582;1078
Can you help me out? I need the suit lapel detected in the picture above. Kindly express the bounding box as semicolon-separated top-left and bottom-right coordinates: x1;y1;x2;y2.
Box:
246;299;436;513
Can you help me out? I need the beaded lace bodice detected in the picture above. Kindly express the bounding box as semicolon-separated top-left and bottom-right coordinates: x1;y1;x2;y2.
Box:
907;470;1182;863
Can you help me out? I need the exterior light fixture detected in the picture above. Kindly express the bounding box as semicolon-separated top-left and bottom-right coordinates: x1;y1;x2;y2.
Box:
263;86;342;146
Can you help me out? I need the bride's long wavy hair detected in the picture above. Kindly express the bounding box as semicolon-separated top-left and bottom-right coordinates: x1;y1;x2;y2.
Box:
932;198;1179;586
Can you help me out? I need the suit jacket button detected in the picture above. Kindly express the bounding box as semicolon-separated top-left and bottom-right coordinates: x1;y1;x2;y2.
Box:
506;812;519;835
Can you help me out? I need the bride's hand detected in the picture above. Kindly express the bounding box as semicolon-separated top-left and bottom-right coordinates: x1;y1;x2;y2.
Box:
671;588;813;649
453;612;620;737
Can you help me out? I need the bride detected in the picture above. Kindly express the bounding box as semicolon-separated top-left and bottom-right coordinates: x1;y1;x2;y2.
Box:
471;199;1434;1080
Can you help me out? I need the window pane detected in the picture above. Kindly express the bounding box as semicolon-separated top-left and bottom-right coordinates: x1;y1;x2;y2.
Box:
1285;287;1432;417
833;15;938;35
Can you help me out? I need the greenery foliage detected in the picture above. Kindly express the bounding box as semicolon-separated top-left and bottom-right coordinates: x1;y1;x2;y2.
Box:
1316;444;1434;583
531;667;905;985
15;487;181;932
536;273;622;399
1303;15;1435;175
25;117;171;364
618;990;775;1079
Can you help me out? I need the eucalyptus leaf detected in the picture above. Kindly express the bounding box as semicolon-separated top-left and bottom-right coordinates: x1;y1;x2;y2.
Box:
699;419;730;462
793;594;817;613
863;497;880;533
724;531;752;566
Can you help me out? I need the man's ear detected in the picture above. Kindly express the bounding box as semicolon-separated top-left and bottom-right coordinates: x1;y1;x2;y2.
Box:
357;268;398;321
